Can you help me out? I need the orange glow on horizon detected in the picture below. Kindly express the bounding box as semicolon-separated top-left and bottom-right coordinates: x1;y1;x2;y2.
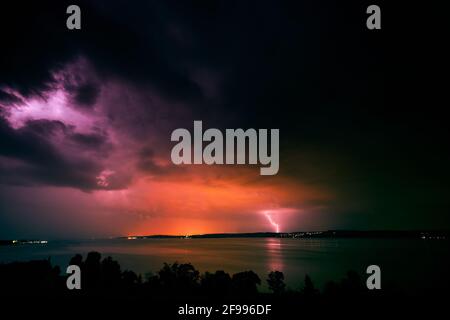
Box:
93;166;332;236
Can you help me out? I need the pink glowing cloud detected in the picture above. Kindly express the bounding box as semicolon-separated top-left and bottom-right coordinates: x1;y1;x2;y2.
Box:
3;89;95;132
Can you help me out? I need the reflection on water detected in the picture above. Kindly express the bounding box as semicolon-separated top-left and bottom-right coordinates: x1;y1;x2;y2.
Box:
266;238;283;272
1;238;449;292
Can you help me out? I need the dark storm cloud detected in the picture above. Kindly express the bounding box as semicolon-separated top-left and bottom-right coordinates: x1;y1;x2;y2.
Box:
0;117;111;190
69;132;108;149
74;83;98;106
22;119;67;137
0;90;23;106
0;0;203;103
66;82;100;108
1;118;63;167
1;0;382;125
0;0;208;190
136;147;179;176
137;158;167;175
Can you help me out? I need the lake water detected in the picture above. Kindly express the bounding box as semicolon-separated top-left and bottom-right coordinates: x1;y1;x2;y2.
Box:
1;238;448;293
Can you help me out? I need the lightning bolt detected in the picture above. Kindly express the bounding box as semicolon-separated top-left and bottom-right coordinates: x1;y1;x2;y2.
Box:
264;211;280;233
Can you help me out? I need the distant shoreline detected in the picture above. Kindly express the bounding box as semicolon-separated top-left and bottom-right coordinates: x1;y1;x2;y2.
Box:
123;230;449;240
1;230;448;245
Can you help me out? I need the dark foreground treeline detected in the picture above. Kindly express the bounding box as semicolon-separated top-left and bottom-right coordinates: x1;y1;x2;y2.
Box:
1;251;376;298
0;252;447;318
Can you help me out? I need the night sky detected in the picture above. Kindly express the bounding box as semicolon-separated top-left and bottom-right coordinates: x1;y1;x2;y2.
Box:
0;1;448;238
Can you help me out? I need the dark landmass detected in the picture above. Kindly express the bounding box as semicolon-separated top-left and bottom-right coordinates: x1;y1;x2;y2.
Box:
121;230;449;240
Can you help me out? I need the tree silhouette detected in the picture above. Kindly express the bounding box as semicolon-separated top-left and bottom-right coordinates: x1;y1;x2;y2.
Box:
0;259;61;295
302;274;318;296
122;270;140;294
340;270;366;295
158;262;200;294
69;254;83;267
101;256;122;291
323;280;340;297
267;271;286;294
84;251;102;291
201;270;232;296
231;271;261;296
